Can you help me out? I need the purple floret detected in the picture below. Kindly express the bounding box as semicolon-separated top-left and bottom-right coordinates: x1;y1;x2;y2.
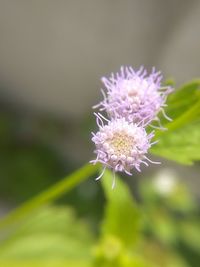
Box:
96;66;172;126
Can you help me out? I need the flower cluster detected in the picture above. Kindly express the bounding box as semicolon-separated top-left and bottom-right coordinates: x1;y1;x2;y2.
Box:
91;66;172;188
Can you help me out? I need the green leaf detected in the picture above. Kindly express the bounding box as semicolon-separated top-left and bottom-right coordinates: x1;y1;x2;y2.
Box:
151;121;200;165
164;80;200;121
151;80;200;165
100;170;140;247
0;206;94;267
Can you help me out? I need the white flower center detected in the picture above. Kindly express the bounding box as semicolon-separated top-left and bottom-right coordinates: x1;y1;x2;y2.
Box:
108;131;134;157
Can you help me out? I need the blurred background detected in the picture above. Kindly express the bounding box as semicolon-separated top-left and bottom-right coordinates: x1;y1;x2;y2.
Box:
0;1;200;266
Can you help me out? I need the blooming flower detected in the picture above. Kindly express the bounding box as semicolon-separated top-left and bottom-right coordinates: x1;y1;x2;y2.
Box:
90;114;158;188
96;66;172;126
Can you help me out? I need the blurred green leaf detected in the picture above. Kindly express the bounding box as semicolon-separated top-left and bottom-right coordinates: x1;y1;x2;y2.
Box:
0;206;94;267
100;170;140;247
145;209;178;245
0;260;89;267
140;173;197;213
93;235;155;267
167;183;197;213
139;240;189;267
151;80;200;164
179;221;200;253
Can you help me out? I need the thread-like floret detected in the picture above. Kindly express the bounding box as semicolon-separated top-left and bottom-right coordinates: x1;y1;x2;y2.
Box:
96;66;172;126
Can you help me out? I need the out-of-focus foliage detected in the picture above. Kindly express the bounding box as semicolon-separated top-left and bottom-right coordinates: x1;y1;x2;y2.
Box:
151;80;200;164
1;168;199;267
93;170;191;267
0;110;67;202
100;170;140;246
0;206;94;267
0;108;103;223
139;169;200;267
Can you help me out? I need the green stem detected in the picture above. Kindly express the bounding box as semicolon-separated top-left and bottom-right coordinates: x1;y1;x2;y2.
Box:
0;163;98;230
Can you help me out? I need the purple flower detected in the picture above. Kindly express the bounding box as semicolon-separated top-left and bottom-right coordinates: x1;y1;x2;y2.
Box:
90;114;159;188
96;66;172;127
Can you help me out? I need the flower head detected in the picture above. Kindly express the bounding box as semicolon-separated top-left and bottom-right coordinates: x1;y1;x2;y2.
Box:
91;115;157;187
97;66;172;126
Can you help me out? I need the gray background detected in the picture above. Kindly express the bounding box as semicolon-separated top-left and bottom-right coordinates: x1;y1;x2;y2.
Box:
0;0;199;118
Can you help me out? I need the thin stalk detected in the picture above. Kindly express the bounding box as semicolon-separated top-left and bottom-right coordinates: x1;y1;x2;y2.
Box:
0;163;98;230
